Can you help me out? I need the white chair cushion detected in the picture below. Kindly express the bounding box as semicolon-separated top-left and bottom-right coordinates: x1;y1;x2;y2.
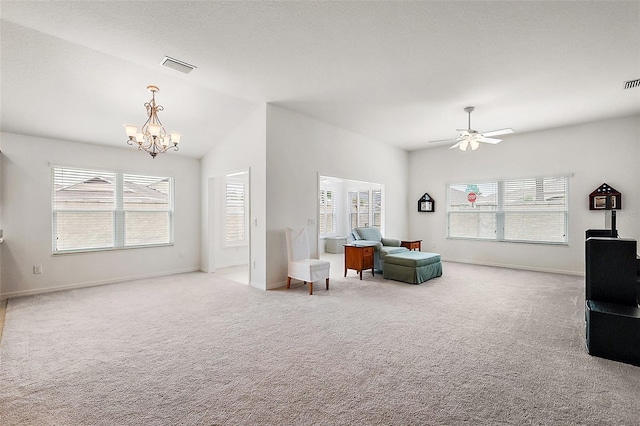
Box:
289;259;330;282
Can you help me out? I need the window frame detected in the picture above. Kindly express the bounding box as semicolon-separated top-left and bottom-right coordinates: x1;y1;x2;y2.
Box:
446;176;569;245
52;165;175;255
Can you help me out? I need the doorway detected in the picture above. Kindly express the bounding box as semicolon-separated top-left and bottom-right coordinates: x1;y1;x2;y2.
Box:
318;175;384;254
208;169;251;284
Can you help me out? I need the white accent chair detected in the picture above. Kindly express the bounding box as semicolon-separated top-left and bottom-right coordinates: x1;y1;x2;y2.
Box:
286;227;330;295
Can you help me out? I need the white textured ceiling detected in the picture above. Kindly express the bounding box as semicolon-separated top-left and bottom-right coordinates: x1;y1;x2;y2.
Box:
1;1;639;158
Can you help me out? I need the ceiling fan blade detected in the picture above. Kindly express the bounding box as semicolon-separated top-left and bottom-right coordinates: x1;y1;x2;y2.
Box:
477;137;502;144
428;138;459;144
449;140;462;149
481;128;514;137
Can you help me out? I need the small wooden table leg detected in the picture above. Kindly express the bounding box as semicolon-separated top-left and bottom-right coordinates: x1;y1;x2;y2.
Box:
308;282;313;295
326;278;329;290
287;277;291;289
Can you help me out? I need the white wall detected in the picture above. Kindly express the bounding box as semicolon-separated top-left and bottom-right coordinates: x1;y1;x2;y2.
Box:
408;114;640;275
0;133;201;299
265;105;409;289
200;105;267;289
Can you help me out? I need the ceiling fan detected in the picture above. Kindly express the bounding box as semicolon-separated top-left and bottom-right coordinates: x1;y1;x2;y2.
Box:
429;106;514;151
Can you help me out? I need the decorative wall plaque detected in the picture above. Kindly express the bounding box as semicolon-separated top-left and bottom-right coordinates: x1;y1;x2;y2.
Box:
418;193;434;212
589;183;621;210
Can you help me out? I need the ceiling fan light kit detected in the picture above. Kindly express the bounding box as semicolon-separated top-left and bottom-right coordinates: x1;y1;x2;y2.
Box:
430;106;514;151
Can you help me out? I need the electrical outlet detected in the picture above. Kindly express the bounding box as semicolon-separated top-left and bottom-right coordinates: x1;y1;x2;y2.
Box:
33;265;43;274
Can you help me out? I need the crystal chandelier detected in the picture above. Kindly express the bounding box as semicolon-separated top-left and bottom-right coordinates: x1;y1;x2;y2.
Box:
124;85;181;159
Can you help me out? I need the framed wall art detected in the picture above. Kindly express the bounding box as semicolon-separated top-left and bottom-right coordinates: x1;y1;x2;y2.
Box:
589;183;621;210
418;193;434;212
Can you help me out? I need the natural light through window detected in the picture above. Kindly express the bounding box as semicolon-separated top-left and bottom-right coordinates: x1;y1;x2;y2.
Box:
320;176;384;238
224;171;248;246
52;166;174;254
447;176;569;244
319;188;336;236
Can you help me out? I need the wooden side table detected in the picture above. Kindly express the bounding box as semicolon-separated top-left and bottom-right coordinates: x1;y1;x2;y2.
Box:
344;244;375;280
401;240;422;251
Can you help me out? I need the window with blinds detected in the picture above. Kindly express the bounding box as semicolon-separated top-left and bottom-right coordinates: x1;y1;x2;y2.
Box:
349;191;358;231
447;176;568;244
225;179;247;245
372;189;382;228
52;166;174;254
319;189;336;236
348;189;382;232
358;190;370;228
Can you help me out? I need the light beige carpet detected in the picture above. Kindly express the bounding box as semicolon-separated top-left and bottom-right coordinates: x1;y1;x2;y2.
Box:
1;262;639;425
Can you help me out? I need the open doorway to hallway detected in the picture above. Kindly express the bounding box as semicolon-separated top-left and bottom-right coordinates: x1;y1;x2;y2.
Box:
209;169;250;285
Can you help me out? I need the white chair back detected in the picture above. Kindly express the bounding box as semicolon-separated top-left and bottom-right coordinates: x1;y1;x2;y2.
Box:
286;227;310;262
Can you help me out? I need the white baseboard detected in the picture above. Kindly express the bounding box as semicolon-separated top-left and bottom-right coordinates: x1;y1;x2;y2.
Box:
250;280;267;291
266;280;286;291
442;258;584;277
0;267;201;300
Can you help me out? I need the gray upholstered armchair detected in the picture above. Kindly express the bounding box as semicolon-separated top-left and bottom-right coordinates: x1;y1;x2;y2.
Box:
351;227;408;272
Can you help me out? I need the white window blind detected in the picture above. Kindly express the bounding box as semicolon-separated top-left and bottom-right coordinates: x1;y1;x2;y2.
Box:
358;190;370;227
447;176;568;244
52;166;174;253
319;189;336;236
348;191;358;231
348;188;382;232
225;180;247;244
502;176;568;243
372;189;382;228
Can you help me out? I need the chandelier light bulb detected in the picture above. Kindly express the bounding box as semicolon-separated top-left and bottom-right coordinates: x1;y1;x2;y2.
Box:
170;132;181;145
124;125;138;137
148;123;161;137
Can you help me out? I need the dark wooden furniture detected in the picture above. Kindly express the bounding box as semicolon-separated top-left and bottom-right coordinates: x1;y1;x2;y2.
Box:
585;237;640;366
589;183;621;210
344;244;374;280
401;240;422;251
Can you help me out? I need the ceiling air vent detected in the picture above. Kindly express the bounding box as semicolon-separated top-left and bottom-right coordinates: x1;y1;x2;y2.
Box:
623;78;640;89
161;56;197;74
